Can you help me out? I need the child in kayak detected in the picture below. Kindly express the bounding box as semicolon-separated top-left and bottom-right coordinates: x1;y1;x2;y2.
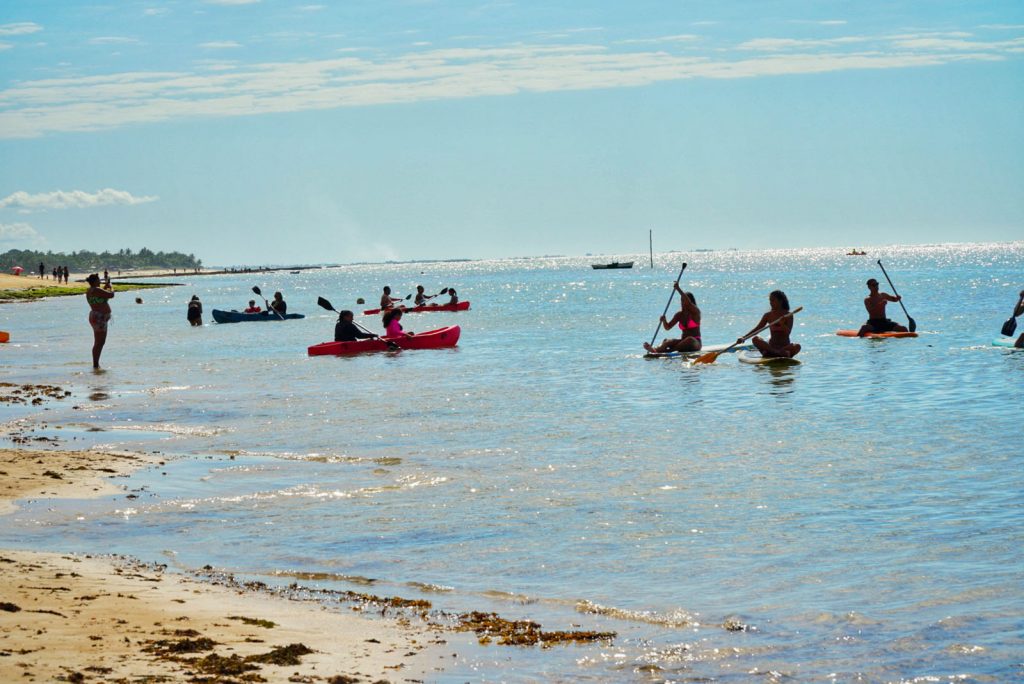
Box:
644;283;702;354
414;285;436;307
85;273;114;369
335;310;379;342
445;288;458;306
857;278;907;336
244;300;261;313
382;309;412;337
739;290;801;358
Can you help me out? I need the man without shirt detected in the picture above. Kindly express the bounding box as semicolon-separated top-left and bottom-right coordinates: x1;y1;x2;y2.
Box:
857;278;908;337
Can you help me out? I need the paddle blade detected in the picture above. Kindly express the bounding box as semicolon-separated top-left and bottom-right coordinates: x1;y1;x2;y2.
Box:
1002;317;1018;337
907;316;917;333
317;296;335;312
691;350;720;365
439;288;449;295
252;286;262;296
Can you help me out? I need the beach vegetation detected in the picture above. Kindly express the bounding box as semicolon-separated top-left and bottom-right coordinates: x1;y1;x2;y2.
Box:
1;247;202;272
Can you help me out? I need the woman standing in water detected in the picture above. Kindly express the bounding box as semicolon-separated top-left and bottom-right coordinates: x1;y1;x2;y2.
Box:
644;283;702;354
739;290;801;358
85;273;114;369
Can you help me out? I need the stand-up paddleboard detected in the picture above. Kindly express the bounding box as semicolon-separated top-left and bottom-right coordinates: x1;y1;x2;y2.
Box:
993;338;1022;350
836;330;918;339
738;351;801;365
644;342;751;359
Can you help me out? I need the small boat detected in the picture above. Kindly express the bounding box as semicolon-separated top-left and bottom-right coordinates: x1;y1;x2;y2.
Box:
308;325;461;356
592;261;634;270
362;301;470;316
846;250;868;256
289;270;301;274
212;309;305;323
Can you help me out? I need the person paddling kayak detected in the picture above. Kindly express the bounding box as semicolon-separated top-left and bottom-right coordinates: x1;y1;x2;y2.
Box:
380;286;403;311
269;291;287;315
85;273;114;369
857;278;907;336
335;310;379;342
739;290;801;359
444;288;458;306
643;283;702;354
414;285;436;307
382;309;412;337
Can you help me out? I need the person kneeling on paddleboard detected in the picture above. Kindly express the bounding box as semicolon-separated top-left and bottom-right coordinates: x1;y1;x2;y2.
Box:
739;290;801;359
643;283;702;354
335;310;378;342
382;309;413;337
857;279;907;337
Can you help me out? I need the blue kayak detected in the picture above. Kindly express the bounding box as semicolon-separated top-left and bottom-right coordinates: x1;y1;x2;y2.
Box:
212;309;304;324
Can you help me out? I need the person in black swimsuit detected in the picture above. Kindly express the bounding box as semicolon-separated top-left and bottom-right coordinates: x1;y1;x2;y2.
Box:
857;279;907;336
335;310;378;342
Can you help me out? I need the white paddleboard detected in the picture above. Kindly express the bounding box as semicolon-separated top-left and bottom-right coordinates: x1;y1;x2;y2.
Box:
644;342;752;359
993;338;1022;350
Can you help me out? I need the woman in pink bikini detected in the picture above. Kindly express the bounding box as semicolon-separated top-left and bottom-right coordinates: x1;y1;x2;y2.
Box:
644;283;702;354
85;273;114;369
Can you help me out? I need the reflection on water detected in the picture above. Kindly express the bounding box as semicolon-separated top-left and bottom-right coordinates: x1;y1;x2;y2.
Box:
1;243;1023;681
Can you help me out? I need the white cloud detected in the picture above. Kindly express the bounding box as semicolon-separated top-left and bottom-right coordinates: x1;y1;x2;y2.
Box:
89;36;142;45
979;24;1024;30
200;41;243;49
299;4;325;11
0;222;44;245
0;30;1020;139
0;22;42;36
0;189;159;211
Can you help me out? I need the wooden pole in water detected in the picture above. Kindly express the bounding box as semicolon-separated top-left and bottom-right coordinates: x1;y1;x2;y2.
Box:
649;229;654;268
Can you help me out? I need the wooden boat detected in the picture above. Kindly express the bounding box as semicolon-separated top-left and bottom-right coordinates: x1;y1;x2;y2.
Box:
591;261;634;270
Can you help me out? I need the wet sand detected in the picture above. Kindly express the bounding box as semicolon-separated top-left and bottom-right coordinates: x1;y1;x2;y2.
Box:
0;448;446;682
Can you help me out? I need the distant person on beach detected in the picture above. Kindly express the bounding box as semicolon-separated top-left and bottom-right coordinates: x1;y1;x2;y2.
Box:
62;266;69;284
739;290;801;358
103;270;110;287
382;309;411;337
269;292;287;315
187;295;203;326
244;300;261;313
644;283;702;354
380;286;401;310
335;310;378;342
52;267;58;281
857;278;907;336
85;273;113;369
39;262;44;279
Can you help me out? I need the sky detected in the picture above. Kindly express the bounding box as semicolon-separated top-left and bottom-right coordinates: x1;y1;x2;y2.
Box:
0;1;1022;266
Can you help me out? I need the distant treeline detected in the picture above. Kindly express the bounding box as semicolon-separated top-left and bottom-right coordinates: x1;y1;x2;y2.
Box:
1;248;202;273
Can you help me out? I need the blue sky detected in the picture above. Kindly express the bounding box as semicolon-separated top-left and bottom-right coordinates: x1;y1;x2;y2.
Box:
1;1;1022;265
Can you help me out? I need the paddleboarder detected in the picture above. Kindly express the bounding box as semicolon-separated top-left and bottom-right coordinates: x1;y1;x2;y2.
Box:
85;273;114;369
643;283;702;354
857;278;907;336
1013;291;1024;348
739;290;801;359
335;310;379;342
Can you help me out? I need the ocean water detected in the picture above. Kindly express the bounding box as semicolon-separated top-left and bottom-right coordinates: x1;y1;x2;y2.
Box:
1;243;1022;682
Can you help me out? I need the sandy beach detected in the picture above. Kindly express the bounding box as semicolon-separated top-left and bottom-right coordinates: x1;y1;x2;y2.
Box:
0;448;447;683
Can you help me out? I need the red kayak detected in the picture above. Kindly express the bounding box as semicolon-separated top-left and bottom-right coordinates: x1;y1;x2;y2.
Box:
308;325;461;356
362;301;470;315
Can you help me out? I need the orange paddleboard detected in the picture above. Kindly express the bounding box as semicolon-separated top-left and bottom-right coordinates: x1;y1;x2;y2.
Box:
836;329;917;339
0;331;9;343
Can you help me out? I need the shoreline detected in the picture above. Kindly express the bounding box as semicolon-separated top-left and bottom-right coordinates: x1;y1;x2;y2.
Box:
0;447;447;682
0;278;178;303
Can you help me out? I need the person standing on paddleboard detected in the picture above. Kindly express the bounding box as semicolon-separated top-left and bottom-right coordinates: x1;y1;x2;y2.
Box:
740;290;801;359
857;278;907;337
85;273;114;369
643;283;702;354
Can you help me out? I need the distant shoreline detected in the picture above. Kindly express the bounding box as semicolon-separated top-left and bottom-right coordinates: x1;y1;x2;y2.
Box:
110;265;324;280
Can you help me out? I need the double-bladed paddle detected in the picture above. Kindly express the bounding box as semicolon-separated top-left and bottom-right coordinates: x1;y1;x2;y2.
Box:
876;260;916;333
318;297;399;351
252;285;284;320
691;306;804;365
649;263;687;349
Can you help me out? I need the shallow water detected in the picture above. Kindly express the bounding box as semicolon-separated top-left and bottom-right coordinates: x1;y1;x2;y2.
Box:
2;243;1023;681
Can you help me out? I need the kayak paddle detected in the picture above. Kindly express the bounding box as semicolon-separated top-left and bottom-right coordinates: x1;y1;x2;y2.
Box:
318;296;399;350
649;263;687;349
691;306;803;365
253;285;284;320
876;260;916;332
